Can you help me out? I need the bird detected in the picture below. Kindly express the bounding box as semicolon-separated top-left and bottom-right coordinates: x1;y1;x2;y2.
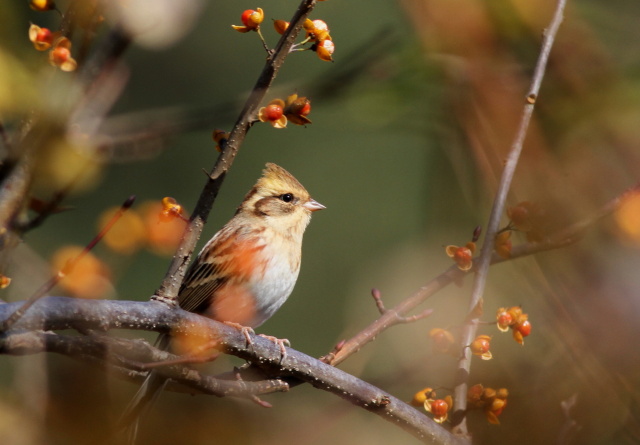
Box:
122;162;324;442
178;162;325;328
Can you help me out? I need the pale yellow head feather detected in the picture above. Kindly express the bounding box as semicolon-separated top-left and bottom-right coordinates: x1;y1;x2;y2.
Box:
255;163;310;199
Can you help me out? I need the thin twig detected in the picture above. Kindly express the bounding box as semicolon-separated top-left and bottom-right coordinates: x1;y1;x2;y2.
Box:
93;30;397;161
451;0;568;433
15;192;72;232
0;195;135;332
371;288;434;324
325;180;631;367
558;393;581;445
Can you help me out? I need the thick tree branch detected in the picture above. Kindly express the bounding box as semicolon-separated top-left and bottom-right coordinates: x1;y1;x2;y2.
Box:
0;330;290;401
0;297;468;445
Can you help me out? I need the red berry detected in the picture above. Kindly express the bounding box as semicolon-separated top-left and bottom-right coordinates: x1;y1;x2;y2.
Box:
241;10;256;27
264;104;283;121
515;320;531;337
36;27;53;44
454;248;471;262
471;335;491;355
430;399;449;417
497;312;513;327
51;46;70;64
299;102;311;116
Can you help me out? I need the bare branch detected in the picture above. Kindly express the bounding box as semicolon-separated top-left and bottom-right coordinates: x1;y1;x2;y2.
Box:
452;0;568;433
0;330;289;401
371;288;434;324
0;297;468;445
326;181;631;367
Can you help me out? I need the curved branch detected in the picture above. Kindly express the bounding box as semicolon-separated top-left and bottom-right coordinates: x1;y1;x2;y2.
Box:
0;297;468;445
0;330;289;401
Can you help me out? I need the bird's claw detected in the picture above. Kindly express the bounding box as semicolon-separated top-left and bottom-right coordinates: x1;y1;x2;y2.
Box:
258;334;290;362
223;322;290;362
224;321;255;346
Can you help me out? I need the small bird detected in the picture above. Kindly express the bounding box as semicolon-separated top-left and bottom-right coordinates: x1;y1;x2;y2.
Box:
122;162;324;442
178;162;325;328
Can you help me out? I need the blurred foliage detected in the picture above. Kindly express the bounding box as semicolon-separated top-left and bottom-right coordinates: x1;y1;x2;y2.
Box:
1;0;640;444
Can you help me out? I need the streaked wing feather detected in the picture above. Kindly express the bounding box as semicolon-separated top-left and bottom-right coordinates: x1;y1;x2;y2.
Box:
178;275;225;313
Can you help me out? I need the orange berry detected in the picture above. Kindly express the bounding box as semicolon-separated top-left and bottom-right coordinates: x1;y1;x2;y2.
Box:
299;102;311;115
29;24;55;50
160;197;186;221
36;27;53;43
467;384;484;407
482;387;497;401
241;10;256;26
51;46;70;65
508;201;535;230
258;99;287;128
284;94;312;126
515;319;532;337
52;246;112;298
316;39;334;62
30;0;55;11
232;8;264;32
241;10;253;26
240;8;263;28
470;335;492;359
303;19;316;32
428;399;450;423
512;330;524;345
471;336;490;354
497;312;513;331
285;97;311;116
273;20;289;35
48;38;78;71
0;275;11;289
446;245;473;271
494;230;512;258
311;20;329;32
456;247;472;262
141;201;187;256
455;247;471;262
429;328;455;354
431;399;449;416
507;306;523;322
264;103;283;121
410;387;434;407
99;207;146;254
212;129;230;152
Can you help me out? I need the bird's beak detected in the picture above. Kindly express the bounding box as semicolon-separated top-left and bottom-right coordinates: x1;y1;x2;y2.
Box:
304;199;326;212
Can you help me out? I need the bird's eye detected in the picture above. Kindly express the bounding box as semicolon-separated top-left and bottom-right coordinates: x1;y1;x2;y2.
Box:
279;193;294;203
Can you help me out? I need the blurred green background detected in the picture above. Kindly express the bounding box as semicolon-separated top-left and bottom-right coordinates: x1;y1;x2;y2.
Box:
2;0;640;444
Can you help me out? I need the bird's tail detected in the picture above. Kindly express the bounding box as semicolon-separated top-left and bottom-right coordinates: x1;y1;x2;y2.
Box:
119;334;170;444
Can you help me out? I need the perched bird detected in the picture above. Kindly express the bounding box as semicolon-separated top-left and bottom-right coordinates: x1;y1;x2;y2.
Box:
122;162;324;442
178;162;325;327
